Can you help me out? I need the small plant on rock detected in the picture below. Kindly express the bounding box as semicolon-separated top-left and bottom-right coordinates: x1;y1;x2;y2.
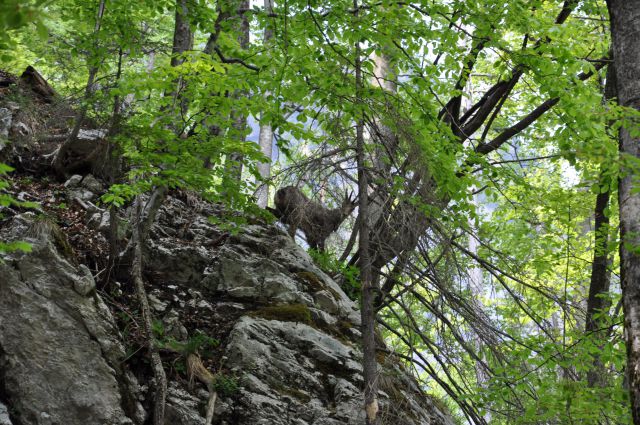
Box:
309;249;361;301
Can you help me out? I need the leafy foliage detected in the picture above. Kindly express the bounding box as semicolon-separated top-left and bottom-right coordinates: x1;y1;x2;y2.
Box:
309;248;361;301
2;0;633;423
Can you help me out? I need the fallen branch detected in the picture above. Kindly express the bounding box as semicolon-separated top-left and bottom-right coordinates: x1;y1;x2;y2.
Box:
186;353;218;425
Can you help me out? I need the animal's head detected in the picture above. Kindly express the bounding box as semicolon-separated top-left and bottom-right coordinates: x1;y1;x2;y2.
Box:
339;190;357;219
326;189;357;231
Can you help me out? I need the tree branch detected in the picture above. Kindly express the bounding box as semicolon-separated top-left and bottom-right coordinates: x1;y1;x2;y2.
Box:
475;61;606;155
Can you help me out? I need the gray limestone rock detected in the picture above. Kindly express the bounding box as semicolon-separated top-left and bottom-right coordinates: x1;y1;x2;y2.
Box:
199;223;360;327
0;108;12;139
73;263;97;296
77;128;106;140
66;187;96;202
87;210;111;232
0;194;454;425
164;384;205;425
0;402;12;425
216;316;441;425
81;174;104;193
0;215;134;425
144;197;453;425
64;174;83;188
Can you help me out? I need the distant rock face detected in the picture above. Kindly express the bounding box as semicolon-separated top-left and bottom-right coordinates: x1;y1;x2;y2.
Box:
0;196;454;425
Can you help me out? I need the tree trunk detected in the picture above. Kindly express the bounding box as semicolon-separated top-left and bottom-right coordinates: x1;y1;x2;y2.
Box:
256;122;274;206
585;184;611;387
170;0;193;122
123;7;191;403
103;48;124;287
369;51;398;176
355;8;379;423
583;63;616;388
171;0;192;69
224;0;250;182
256;0;275;208
606;1;640;422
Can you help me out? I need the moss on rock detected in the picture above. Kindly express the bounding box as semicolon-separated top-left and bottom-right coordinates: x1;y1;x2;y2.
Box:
251;303;312;325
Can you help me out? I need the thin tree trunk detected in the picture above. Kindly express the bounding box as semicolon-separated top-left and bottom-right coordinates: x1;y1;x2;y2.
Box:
355;6;379;423
369;51;398;174
186;353;217;425
606;1;640;422
584;65;615;389
585;184;611;387
256;123;273;207
256;0;275;208
103;48;124;287
224;0;250;182
171;0;193;68
169;0;193;123
459;83;492;421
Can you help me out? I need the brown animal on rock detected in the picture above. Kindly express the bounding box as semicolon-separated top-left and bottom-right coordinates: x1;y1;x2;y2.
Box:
271;186;356;251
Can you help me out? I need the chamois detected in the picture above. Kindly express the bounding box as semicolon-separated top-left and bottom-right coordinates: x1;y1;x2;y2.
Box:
272;186;356;251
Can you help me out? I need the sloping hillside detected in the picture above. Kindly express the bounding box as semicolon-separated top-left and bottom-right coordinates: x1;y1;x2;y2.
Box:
0;69;453;425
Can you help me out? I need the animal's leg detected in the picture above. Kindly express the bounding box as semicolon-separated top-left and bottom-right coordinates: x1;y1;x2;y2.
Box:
317;240;325;252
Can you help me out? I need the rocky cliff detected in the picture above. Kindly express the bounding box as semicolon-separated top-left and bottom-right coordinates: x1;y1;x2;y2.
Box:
0;69;454;425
